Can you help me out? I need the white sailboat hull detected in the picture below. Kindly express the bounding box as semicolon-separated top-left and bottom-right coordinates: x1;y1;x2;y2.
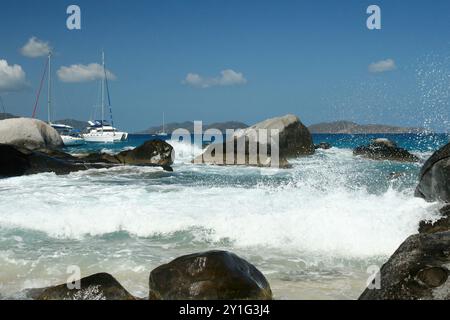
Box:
61;135;85;146
82;131;128;143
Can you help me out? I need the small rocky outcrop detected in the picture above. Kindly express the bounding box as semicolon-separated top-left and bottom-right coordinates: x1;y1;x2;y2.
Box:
0;118;63;150
149;250;273;300
359;231;450;300
194;114;314;168
415;142;450;203
30;273;136;300
353;138;419;162
315;142;332;150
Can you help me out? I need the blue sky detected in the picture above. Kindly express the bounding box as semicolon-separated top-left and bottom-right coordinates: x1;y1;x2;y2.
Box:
0;0;449;132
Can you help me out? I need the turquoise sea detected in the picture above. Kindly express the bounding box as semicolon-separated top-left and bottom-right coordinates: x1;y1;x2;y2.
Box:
0;133;448;299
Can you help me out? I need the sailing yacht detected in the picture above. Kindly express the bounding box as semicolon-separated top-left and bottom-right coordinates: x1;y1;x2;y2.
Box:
156;112;168;137
82;51;128;143
45;52;84;146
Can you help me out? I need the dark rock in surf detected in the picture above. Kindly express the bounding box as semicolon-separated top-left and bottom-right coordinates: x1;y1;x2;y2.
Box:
0;144;89;177
415;142;450;203
314;142;332;150
353;138;419;162
116;140;173;166
0;140;174;178
419;205;450;234
149;250;273;300
80;140;174;167
32;273;136;300
359;231;450;300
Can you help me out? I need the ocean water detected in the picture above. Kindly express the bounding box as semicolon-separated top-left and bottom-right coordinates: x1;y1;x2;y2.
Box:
0;133;448;300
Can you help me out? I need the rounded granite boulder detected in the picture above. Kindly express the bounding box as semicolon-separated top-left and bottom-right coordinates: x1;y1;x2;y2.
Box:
0;117;63;150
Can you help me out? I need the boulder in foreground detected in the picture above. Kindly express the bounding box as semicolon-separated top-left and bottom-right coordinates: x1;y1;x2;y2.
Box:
353;138;419;162
415;142;450;203
31;273;136;300
0;118;63;150
359;231;450;300
149;250;273;300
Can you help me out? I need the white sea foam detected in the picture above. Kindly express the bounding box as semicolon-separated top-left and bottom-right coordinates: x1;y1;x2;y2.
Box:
0;146;440;258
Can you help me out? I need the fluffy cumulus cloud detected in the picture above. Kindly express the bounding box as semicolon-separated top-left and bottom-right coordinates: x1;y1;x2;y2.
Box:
0;59;28;92
20;37;52;58
183;69;247;88
368;59;396;73
57;63;117;83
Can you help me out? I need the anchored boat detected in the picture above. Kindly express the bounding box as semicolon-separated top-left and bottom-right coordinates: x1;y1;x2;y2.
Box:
82;51;128;143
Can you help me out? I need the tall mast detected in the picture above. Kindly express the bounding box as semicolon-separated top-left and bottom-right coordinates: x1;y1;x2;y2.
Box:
47;52;52;124
163;112;165;133
101;50;105;131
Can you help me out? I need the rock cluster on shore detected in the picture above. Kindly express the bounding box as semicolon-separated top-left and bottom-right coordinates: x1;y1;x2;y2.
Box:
26;251;272;300
359;141;450;300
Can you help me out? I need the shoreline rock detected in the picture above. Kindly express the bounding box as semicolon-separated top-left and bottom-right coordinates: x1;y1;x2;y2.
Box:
0;140;174;178
359;231;450;300
0;118;63;150
353;138;419;162
149;250;273;300
415;142;450;203
194;114;314;168
30;273;136;300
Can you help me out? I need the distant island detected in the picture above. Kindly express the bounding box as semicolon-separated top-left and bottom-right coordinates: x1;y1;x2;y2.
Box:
0;114;430;134
0;113;18;120
308;121;427;134
137;121;249;134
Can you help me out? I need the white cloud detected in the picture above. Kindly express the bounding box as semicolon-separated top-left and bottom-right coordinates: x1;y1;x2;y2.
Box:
20;37;52;58
183;69;247;88
368;59;396;73
0;59;28;92
57;63;117;83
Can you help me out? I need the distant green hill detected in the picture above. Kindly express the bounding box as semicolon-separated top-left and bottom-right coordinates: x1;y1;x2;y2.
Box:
137;121;248;134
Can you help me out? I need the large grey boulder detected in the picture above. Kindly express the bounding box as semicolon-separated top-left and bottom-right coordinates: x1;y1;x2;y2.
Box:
415;142;450;203
0;118;63;150
359;231;450;300
149;250;273;300
194;114;314;167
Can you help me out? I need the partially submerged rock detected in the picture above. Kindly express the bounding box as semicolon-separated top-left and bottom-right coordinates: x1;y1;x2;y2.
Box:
359;231;450;300
0;118;63;150
353;138;419;162
415;142;450;203
81;140;173;168
0;140;174;178
194;114;314;168
149;250;273;300
315;142;332;150
32;273;136;300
